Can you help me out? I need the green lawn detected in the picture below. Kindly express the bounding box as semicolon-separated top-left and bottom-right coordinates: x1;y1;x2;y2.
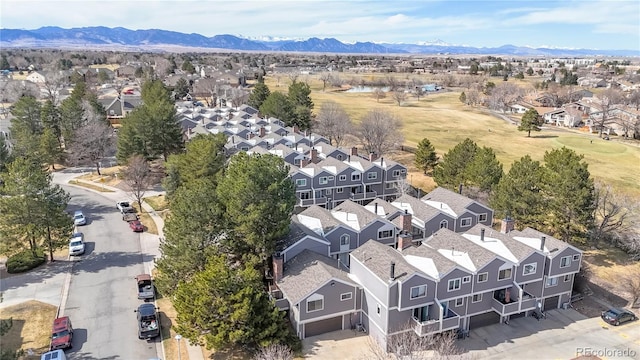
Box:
263;75;640;196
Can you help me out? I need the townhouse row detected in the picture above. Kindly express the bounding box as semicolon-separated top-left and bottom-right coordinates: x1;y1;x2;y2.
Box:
269;188;582;350
177;104;409;207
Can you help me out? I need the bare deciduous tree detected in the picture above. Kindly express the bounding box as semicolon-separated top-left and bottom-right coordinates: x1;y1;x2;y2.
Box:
487;82;522;112
358;109;404;156
592;88;624;138
66;120;114;175
314;100;353;147
253;343;294;360
392;90;408;107
413;87;425;101
318;72;332;92
229;87;249;109
123;155;154;212
591;182;638;247
385;75;399;91
41;71;67;105
620;270;640;308
627;89;640;111
363;323;463;360
372;88;387;103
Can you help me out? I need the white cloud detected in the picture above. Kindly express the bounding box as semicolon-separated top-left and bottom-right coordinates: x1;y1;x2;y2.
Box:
0;0;637;49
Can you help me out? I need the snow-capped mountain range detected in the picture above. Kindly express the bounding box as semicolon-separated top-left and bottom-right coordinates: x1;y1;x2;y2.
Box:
0;26;636;56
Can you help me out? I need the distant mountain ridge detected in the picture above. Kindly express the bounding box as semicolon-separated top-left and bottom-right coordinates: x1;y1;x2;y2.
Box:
0;26;636;56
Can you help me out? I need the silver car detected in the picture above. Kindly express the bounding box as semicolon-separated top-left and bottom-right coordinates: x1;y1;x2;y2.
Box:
73;210;87;226
69;233;85;256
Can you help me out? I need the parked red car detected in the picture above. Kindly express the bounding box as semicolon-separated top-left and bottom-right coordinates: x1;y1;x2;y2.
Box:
50;316;73;350
129;220;144;232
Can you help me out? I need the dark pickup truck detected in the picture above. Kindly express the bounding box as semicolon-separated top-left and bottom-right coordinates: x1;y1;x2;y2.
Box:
135;303;160;340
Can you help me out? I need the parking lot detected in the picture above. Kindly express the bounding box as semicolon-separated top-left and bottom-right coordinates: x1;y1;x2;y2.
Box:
302;309;640;359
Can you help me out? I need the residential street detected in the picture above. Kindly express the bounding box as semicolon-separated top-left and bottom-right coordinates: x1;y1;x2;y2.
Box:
57;178;160;360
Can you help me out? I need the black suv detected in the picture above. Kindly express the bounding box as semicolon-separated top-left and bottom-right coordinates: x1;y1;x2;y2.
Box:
601;308;637;326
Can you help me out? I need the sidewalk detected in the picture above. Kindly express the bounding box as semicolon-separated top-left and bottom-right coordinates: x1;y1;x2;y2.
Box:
54;169;205;360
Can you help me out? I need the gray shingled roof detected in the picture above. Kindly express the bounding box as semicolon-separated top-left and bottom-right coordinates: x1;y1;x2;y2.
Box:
313;157;350;173
276;215;324;252
464;224;536;262
393;194;444;222
351;240;416;283
510;227;574;258
364;198;404;219
423;228;500;271
278;250;354;305
421;187;474;216
333;200;380;231
403;244;459;279
298;205;344;235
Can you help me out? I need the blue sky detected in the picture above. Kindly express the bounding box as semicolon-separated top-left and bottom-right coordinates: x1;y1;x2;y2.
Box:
1;0;639;50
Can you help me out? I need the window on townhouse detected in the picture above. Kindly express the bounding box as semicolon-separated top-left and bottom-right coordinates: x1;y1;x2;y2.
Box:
523;263;537;276
572;254;580;261
325;189;332;195
319;177;328;185
352;173;361;181
455;298;464;307
401;169;406;174
339;175;347;181
545;277;558;287
240;146;249;151
340;234;350;246
296;179;307;187
300;192;311;200
472;294;483;303
410;285;427;299
336;188;344;193
461;218;472;227
563;274;572;282
448;278;461;291
560;256;571;268
462;276;471;284
440;220;448;229
385;182;394;189
478;213;488;222
341;292;352;301
307;294;324;312
367;172;377;180
498;268;512;280
478;272;488;283
378;230;393;239
393;170;401;177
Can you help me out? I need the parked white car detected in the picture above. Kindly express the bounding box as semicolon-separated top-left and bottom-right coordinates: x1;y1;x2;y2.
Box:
73;210;87;226
69;233;85;256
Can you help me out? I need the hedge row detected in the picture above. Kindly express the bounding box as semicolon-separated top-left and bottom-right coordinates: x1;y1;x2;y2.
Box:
6;249;45;273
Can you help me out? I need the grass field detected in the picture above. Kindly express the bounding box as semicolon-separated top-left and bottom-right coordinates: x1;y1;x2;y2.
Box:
132;202;158;235
68;179;115;193
0;300;57;359
263;74;640;196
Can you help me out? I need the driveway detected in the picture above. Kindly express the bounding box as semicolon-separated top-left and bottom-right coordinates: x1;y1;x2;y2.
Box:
300;309;640;359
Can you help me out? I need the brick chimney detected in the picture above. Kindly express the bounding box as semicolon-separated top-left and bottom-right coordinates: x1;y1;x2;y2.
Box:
272;253;284;283
293;125;299;134
500;217;515;234
248;132;255;139
397;232;412;251
369;152;377;162
300;158;310;167
259;127;265;137
310;148;318;163
401;209;412;233
351;147;358;156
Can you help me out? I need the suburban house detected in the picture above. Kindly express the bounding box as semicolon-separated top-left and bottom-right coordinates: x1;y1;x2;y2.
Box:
25;71;46;83
267;188;583;348
98;95;143;123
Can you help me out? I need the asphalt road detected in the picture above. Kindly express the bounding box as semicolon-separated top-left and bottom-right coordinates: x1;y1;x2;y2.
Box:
62;184;159;360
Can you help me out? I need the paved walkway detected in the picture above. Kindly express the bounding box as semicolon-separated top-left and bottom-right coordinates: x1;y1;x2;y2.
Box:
52;168;205;360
